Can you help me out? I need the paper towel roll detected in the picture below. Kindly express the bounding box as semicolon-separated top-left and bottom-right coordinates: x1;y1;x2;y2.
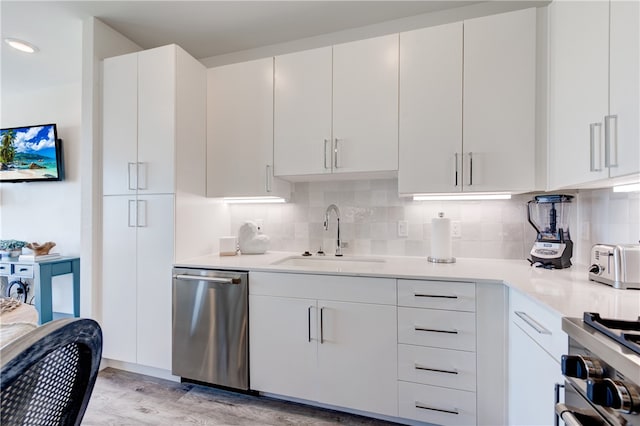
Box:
429;213;455;263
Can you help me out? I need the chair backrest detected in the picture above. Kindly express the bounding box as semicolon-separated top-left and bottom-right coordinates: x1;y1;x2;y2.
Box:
1;318;102;426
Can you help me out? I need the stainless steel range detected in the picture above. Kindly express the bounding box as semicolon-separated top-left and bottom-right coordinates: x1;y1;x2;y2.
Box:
559;313;640;426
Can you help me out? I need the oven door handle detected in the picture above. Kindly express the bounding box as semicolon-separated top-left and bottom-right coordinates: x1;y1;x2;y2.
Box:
555;403;585;426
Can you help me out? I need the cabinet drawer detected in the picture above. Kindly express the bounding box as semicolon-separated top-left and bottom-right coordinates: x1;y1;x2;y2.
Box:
250;272;396;305
398;344;476;391
0;263;10;277
12;264;34;278
399;381;476;426
510;289;566;361
398;279;475;312
398;307;476;351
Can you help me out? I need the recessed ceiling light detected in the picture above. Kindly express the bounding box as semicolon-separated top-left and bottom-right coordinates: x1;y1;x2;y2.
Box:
4;38;39;53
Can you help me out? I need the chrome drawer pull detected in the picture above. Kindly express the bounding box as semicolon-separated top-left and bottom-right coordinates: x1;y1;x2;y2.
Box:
415;402;459;415
414;364;458;375
514;311;551;335
415;326;458;334
414;293;458;299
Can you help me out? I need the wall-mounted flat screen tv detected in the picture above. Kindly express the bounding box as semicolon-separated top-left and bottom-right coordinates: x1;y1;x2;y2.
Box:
0;123;64;183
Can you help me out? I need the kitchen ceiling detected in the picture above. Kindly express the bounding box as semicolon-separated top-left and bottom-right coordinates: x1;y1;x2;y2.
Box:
1;1;482;96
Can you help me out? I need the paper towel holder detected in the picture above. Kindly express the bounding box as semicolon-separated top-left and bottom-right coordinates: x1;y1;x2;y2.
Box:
428;212;456;264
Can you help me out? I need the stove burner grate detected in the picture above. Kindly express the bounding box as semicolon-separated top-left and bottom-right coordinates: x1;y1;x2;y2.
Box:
583;312;640;356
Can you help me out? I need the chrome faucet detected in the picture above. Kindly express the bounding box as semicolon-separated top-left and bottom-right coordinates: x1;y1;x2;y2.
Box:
324;204;342;257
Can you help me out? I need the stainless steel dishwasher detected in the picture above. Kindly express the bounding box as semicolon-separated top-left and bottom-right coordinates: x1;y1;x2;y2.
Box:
172;267;249;390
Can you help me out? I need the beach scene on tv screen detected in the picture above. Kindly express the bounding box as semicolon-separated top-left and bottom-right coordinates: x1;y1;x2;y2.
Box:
0;124;58;180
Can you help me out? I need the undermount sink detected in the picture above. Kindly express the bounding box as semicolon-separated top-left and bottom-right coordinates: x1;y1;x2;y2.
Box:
271;255;386;269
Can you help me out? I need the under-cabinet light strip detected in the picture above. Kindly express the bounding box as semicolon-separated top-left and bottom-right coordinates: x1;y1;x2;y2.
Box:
612;183;640;193
413;193;512;201
223;196;286;204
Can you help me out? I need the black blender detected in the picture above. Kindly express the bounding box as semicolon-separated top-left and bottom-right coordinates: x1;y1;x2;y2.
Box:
527;194;574;269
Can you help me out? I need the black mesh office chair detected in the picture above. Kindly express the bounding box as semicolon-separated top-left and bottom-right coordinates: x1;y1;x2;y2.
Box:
0;318;103;426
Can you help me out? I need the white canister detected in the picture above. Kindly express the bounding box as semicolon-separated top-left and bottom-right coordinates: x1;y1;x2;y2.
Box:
219;236;238;256
428;212;455;263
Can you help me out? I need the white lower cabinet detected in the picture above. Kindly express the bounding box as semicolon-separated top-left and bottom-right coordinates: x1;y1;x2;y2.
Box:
249;272;397;417
508;289;566;426
102;194;174;369
250;273;507;425
399;381;477;426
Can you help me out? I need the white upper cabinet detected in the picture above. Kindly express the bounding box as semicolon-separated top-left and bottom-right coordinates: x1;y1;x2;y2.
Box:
103;45;178;196
274;47;333;177
207;58;290;198
399;9;536;195
463;8;536;193
549;1;609;188
137;48;176;195
332;34;399;175
103;52;138;196
273;34;399;179
549;0;639;188
399;22;463;194
609;0;639;179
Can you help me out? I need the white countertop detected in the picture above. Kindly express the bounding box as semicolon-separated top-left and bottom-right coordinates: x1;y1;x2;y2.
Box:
175;251;640;321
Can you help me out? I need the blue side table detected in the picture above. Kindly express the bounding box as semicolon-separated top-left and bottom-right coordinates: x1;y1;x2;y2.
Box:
0;256;80;324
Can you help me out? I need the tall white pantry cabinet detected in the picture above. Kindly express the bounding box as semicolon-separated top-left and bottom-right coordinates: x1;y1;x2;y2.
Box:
101;44;206;370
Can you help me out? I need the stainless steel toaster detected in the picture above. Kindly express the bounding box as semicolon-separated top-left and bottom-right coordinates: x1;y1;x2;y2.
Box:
589;244;640;289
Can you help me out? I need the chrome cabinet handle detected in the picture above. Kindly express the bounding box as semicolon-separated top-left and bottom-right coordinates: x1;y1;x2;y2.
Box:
137;162;147;190
128;162;137;190
414;293;458;299
308;305;313;342
128;200;136;227
323;139;330;170
333;138;339;169
415;402;459;415
414;363;459;375
590;123;603;172
320;306;325;344
415;326;458;334
514;311;551;335
604;115;618;168
468;152;473;186
265;165;272;193
454;153;459;187
136;200;147;227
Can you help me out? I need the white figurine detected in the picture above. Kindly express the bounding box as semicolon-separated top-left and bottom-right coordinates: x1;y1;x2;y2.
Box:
237;221;269;254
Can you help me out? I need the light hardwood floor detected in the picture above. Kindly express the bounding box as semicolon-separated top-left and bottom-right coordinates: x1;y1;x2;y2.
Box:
83;368;399;425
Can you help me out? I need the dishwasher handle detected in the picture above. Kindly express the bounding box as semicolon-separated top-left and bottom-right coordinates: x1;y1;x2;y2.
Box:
174;274;241;284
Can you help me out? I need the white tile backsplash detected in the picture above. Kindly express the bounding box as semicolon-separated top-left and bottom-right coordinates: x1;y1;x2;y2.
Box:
228;179;640;264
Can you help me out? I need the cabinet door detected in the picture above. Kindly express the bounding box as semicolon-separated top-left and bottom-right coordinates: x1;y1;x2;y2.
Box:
333;34;399;174
549;1;609;188
103;53;138;196
398;23;463;194
463;8;536;192
138;46;176;194
136;194;175;370
274;47;333;177
249;295;318;402
207;58;289;198
316;300;398;417
508;320;564;426
101;195;137;363
609;0;640;178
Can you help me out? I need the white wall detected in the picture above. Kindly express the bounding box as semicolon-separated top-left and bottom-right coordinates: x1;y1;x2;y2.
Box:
0;82;82;313
0;83;82;254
